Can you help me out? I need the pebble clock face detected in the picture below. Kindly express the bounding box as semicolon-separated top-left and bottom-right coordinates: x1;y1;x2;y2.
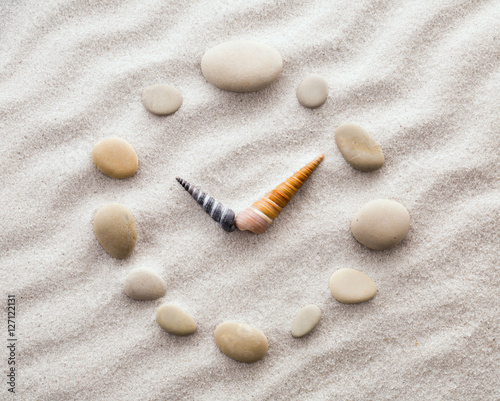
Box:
5;1;497;399
89;39;412;364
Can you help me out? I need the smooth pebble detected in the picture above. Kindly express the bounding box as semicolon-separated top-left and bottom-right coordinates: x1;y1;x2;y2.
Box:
291;304;321;338
329;268;377;304
141;84;183;115
351;199;410;250
123;268;166;300
214;322;268;363
201;40;283;92
93;203;137;259
92;137;138;179
296;75;328;108
156;304;197;336
335;123;385;171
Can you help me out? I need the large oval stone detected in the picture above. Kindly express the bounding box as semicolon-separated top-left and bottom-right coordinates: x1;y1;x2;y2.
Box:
329;268;377;304
201;40;283;92
156;304;197;336
93;203;137;259
123;268;166;300
92;137;138;179
214;322;268;363
335;123;384;171
141;84;183;116
291;304;321;338
351;199;410;250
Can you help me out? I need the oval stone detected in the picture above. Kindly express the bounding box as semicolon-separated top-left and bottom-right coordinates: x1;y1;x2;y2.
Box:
296;75;328;108
93;203;137;259
92;137;138;179
291;304;321;338
351;199;410;250
214;322;268;363
329;268;377;304
335;123;384;171
156;304;197;336
141;84;183;116
201;40;283;92
123;268;166;300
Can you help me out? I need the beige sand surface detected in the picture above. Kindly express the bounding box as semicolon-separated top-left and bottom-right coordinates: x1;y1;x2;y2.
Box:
1;1;499;400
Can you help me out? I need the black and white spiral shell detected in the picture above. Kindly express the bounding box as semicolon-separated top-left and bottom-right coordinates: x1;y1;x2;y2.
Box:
176;177;236;232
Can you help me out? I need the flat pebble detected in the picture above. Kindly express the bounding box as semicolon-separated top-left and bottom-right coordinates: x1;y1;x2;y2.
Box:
296;75;328;108
214;322;268;363
123;268;166;300
93;203;137;259
351;199;410;250
291;304;321;338
329;268;377;304
335;123;384;171
141;84;183;115
201;40;283;92
92;137;138;179
156;304;197;336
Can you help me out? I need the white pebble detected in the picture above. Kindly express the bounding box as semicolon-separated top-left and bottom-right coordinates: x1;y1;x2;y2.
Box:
123;268;166;301
296;75;328;108
351;199;410;250
291;304;321;337
142;84;183;115
156;304;197;336
335;123;384;171
201;40;283;92
329;268;377;304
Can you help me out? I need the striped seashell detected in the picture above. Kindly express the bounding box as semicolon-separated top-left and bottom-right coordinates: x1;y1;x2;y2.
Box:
176;177;236;232
235;155;324;234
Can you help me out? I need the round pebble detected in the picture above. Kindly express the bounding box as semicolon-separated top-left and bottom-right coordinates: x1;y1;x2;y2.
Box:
93;203;137;259
296;75;328;108
335;123;385;171
291;304;321;338
156;304;197;336
92;137;138;179
214;322;268;363
123;268;166;300
141;84;183;116
329;268;377;304
351;199;410;250
201;40;283;92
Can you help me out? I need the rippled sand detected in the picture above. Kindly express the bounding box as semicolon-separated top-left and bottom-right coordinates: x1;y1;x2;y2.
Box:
1;1;499;400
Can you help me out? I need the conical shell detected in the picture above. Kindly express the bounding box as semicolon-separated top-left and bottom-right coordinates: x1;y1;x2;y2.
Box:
176;177;236;232
235;154;324;233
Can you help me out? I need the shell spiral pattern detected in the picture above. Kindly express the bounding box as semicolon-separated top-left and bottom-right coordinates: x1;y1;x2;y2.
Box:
235;154;324;234
176;177;236;232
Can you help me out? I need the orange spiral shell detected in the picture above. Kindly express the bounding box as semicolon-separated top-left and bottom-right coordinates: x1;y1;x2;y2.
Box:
235;155;324;233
